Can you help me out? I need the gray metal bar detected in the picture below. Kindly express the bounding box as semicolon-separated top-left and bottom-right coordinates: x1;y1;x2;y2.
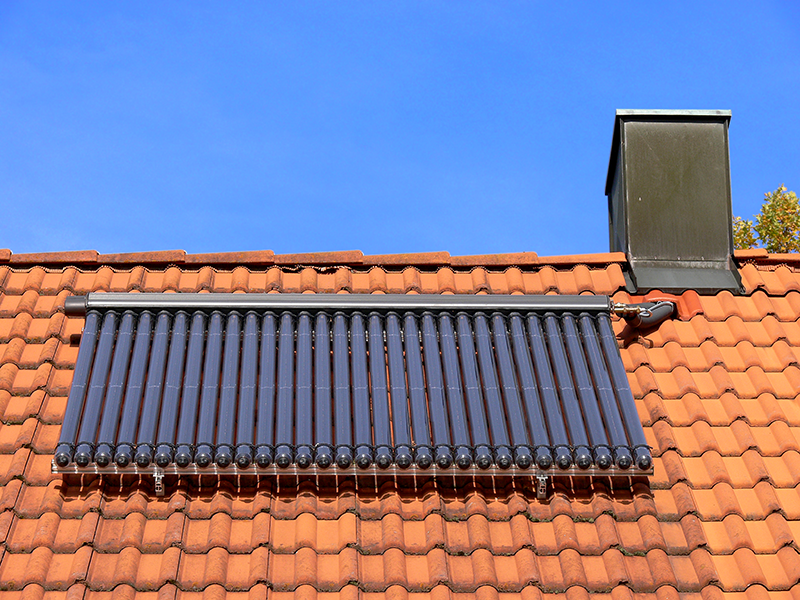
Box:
95;312;136;467
313;313;333;468
154;312;189;468
368;314;392;469
73;311;118;467
235;312;259;467
74;292;612;314
215;312;241;468
174;312;206;467
294;313;313;468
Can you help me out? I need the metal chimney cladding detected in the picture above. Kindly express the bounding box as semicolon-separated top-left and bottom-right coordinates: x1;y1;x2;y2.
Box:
55;293;652;477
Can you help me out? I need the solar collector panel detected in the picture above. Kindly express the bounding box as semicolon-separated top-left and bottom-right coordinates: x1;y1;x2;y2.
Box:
254;313;277;467
525;315;572;469
474;314;513;469
154;311;188;468
350;313;373;469
596;314;652;470
174;312;205;468
455;313;493;469
438;314;472;469
73;311;117;467
508;314;552;469
313;313;334;468
543;314;593;469
114;312;153;467
55;295;652;478
234;312;259;468
491;314;534;469
294;313;314;468
368;314;393;469
332;313;353;468
421;313;453;469
94;311;136;467
561;314;613;469
274;313;295;468
194;312;224;468
402;314;433;468
134;312;172;468
55;311;100;467
578;314;632;469
385;313;413;468
215;312;241;468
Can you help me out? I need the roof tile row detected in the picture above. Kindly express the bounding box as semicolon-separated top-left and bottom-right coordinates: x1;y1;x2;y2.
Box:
0;264;626;297
0;545;727;593
2;511;702;557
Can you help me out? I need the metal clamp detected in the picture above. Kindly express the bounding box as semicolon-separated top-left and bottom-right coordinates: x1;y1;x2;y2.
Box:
154;467;165;497
536;474;548;500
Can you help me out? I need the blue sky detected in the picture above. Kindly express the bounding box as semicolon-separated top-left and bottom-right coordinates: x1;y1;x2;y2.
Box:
2;3;798;257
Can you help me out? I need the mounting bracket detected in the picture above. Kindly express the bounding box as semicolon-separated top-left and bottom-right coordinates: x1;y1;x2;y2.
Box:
154;467;165;497
536;474;548;500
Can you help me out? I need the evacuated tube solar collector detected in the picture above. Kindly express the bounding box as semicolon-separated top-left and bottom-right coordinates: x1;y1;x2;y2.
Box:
56;293;652;478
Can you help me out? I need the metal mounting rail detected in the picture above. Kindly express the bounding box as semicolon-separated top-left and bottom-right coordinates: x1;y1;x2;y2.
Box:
64;293;613;317
53;461;653;498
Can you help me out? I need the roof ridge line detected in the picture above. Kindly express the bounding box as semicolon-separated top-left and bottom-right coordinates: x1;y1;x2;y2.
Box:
0;249;631;269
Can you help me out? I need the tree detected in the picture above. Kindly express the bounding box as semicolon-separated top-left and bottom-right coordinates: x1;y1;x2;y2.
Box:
733;185;800;253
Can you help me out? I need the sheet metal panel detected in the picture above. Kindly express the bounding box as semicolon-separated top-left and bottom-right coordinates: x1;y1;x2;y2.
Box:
56;303;652;475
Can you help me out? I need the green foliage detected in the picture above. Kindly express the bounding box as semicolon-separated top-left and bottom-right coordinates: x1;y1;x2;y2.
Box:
733;185;800;253
733;216;757;250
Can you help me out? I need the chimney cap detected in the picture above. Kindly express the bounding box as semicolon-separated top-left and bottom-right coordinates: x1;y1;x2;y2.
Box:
605;109;732;196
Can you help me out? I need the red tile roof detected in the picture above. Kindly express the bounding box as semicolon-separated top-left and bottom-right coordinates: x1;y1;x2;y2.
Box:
0;248;799;598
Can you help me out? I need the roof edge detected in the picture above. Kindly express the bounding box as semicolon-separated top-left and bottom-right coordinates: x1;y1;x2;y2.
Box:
0;249;628;269
734;248;800;265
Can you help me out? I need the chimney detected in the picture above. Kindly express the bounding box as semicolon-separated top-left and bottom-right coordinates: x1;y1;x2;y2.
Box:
605;109;742;293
